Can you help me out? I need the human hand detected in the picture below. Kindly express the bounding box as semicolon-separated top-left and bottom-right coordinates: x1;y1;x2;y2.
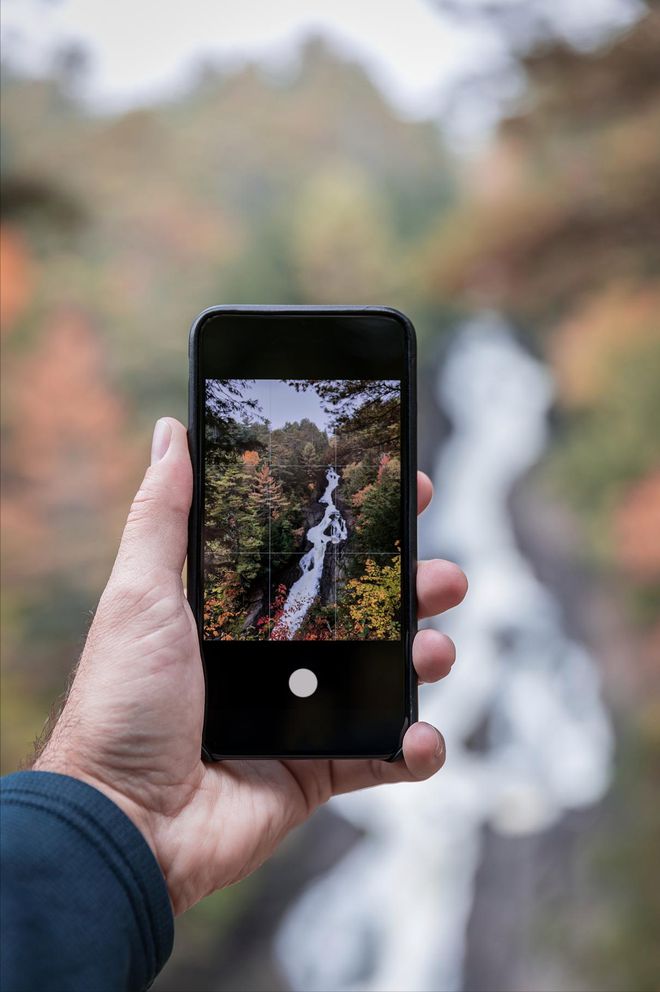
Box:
35;418;467;915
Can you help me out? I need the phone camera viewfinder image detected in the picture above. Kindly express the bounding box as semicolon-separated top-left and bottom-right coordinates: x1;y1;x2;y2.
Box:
203;378;401;642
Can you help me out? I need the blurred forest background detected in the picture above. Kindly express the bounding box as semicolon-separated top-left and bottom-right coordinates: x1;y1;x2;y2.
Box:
1;0;658;989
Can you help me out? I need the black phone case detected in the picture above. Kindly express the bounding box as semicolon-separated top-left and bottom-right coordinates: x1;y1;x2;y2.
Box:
187;305;418;761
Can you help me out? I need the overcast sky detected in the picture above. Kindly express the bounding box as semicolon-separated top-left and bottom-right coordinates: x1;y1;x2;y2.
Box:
1;0;642;135
218;379;399;432
1;0;485;118
246;379;332;432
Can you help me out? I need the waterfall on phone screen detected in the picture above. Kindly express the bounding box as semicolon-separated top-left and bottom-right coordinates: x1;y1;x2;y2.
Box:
273;466;347;638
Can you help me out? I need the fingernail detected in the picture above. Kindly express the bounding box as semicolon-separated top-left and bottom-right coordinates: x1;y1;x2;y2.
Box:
151;418;172;465
434;732;445;761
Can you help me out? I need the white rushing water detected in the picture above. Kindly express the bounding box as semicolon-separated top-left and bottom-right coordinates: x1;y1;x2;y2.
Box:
273;466;348;638
275;315;613;991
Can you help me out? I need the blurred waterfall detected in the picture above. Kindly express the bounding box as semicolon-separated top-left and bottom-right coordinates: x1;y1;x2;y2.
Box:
275;315;613;992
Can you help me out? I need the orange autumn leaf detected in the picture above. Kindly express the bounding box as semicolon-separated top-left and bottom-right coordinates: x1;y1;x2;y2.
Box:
615;470;660;581
551;283;660;409
377;452;392;482
0;225;33;334
3;307;138;580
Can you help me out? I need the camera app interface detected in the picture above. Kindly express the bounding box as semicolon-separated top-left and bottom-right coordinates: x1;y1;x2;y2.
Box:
203;379;401;641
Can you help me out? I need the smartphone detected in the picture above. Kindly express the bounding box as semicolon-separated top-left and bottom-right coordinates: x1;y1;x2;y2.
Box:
187;305;417;759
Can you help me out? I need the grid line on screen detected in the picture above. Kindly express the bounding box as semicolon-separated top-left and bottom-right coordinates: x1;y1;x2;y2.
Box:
208;553;400;559
333;547;337;639
268;460;391;467
268;380;272;637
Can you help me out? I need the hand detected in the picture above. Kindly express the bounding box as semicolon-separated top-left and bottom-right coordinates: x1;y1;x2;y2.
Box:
35;418;467;915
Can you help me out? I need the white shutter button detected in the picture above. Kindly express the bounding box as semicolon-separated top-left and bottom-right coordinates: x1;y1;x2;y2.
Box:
288;668;318;698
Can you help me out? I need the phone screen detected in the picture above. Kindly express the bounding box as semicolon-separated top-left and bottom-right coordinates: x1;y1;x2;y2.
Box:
203;378;401;642
189;308;416;758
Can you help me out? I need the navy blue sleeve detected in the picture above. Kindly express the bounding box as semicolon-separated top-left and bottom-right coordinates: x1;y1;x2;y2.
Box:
1;771;174;992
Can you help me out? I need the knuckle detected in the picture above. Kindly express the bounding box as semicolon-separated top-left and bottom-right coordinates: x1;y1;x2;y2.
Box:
128;475;190;526
100;572;181;628
126;481;159;526
368;758;390;785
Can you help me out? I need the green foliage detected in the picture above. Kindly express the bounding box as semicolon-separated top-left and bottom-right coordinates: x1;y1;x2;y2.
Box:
353;457;401;558
547;337;660;558
270;418;330;480
205;459;266;556
342;554;401;640
289;380;400;460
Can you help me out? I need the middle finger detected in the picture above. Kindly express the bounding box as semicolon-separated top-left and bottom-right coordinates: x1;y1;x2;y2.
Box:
417;559;467;619
413;627;456;683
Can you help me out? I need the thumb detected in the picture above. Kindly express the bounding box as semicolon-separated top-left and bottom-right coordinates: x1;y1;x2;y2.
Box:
114;417;192;576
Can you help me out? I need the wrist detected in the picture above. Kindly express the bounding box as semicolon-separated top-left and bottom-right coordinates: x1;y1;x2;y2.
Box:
33;747;159;865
